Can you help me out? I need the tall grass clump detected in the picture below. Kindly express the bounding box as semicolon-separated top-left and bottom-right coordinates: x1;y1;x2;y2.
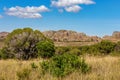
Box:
17;68;31;80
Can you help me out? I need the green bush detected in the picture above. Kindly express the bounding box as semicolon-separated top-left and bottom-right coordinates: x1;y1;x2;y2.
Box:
68;48;81;56
0;47;11;59
55;47;65;55
55;47;70;55
40;53;90;77
97;40;116;54
55;40;118;56
79;46;90;54
36;40;55;58
87;44;100;55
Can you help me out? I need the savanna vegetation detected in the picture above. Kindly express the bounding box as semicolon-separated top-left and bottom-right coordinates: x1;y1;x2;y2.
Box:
0;28;120;80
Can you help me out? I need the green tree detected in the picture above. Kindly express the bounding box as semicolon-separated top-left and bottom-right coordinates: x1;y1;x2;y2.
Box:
4;28;47;60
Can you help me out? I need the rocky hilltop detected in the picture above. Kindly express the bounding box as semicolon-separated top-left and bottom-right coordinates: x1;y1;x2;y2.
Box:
103;31;120;42
43;30;101;42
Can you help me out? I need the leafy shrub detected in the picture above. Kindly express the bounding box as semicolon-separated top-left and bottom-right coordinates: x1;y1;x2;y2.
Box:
97;40;116;54
17;68;31;80
0;47;11;59
55;40;117;56
55;47;65;55
87;44;100;55
55;47;70;55
4;28;48;60
40;53;90;77
68;48;82;56
36;40;55;58
79;46;90;54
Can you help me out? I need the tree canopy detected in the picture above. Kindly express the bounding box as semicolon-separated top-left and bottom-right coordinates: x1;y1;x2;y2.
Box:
4;28;50;59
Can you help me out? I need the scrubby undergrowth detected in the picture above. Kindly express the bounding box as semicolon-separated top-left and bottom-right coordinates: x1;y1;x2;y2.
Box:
0;56;120;80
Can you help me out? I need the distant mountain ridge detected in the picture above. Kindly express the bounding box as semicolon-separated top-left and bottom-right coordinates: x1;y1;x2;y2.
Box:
0;30;120;43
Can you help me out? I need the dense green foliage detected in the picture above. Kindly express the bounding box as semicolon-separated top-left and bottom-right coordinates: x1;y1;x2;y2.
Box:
55;40;119;56
68;48;81;56
2;28;52;60
0;47;11;59
36;40;55;58
77;40;116;55
97;40;116;54
41;53;90;77
55;47;70;55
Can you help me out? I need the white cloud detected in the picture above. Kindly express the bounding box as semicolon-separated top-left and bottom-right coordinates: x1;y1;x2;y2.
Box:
0;15;2;18
65;5;82;12
51;0;95;12
5;5;50;18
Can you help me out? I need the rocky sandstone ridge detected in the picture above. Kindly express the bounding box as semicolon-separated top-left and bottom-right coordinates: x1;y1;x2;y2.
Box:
43;30;101;42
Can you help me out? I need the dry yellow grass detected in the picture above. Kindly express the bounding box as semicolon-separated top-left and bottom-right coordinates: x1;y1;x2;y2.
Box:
0;56;120;80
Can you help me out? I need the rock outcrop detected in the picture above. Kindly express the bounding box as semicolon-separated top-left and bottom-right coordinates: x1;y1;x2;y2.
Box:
43;30;101;42
103;31;120;42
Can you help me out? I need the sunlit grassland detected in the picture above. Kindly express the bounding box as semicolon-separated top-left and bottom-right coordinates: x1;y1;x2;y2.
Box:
0;56;120;80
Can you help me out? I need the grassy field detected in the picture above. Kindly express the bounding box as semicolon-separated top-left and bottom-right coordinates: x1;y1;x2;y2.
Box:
0;56;120;80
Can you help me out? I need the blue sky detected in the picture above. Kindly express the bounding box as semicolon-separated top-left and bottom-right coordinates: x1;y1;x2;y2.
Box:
0;0;120;37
